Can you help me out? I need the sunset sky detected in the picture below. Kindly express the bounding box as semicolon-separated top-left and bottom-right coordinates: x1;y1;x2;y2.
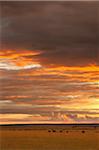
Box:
0;1;99;124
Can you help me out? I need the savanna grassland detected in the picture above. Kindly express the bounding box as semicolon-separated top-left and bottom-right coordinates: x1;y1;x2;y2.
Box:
0;124;99;150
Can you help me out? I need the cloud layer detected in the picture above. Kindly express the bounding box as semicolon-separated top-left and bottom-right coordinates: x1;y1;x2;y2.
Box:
0;1;99;124
1;1;99;66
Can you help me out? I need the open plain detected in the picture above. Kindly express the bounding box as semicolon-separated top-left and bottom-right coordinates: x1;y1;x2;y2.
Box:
0;124;99;150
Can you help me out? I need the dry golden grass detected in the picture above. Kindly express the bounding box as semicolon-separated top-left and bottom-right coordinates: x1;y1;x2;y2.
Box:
0;125;99;150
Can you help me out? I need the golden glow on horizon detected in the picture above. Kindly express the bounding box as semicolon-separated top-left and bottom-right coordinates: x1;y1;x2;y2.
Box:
0;113;99;124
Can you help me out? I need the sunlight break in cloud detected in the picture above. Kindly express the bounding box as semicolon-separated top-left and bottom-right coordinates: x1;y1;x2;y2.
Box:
0;49;42;70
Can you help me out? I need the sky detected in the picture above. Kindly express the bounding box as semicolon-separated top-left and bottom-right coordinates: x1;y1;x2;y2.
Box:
0;1;99;124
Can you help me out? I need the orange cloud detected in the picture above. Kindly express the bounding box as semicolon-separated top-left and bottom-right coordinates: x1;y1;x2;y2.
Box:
0;49;42;70
0;49;42;59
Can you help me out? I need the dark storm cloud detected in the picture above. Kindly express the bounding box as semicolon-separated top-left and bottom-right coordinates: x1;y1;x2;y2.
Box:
0;1;99;66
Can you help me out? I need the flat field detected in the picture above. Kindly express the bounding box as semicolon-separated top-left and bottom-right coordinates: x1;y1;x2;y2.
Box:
0;124;99;150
